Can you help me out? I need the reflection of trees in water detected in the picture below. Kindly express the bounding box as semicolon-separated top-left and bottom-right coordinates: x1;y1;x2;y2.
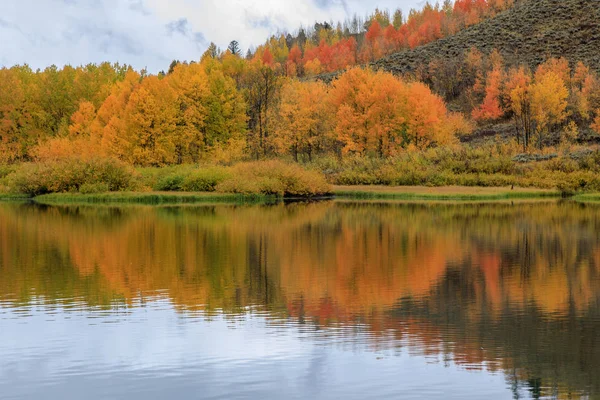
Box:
1;201;600;397
391;260;600;398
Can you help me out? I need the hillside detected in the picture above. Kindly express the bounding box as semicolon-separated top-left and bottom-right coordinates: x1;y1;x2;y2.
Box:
373;0;600;74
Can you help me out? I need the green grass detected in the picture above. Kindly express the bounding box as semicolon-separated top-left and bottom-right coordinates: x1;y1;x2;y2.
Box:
333;188;564;201
32;186;567;205
0;193;32;200
573;194;600;203
34;191;279;205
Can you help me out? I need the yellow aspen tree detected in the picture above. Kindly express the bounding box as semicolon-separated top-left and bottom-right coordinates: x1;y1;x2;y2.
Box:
273;79;332;161
530;71;568;148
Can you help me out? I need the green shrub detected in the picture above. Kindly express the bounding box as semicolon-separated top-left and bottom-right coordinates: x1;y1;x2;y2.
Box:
181;167;232;192
138;165;194;191
79;182;110;194
6;157;138;196
155;174;186;191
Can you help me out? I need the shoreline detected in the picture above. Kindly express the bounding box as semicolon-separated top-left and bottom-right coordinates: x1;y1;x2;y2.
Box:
32;192;279;205
3;185;567;205
332;185;562;201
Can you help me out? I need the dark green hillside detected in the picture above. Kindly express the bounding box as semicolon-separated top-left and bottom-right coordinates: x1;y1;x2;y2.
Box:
374;0;600;74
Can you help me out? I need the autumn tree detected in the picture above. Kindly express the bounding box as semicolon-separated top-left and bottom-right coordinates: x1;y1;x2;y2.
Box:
365;8;391;30
359;21;385;63
68;101;96;138
472;66;503;122
330;68;460;156
120;76;178;166
427;58;463;101
92;70;141;159
534;57;570;87
287;44;303;77
572;62;600;121
504;66;533;148
273;80;332;161
530;71;568;148
87;59;246;165
405;82;458;149
220;50;247;86
0;68;31;162
243;58;281;158
167;62;210;163
330;68;407;156
197;59;247;160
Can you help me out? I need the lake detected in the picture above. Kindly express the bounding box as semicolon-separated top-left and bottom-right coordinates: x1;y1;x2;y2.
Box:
1;200;599;399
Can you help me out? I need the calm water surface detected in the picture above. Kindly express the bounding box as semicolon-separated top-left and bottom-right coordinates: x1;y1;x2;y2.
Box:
1;200;599;399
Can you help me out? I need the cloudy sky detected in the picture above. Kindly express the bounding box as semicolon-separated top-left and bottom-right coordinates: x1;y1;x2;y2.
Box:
1;0;424;73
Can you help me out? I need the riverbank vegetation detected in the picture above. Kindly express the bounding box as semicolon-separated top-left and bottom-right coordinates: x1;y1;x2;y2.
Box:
2;159;331;198
1;1;600;198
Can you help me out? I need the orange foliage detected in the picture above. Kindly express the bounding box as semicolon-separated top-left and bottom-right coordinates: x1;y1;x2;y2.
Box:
262;48;274;66
68;101;96;137
269;1;515;77
330;68;460;155
406;82;457;148
302;38;357;73
472;67;504;121
330;68;409;156
572;62;597;120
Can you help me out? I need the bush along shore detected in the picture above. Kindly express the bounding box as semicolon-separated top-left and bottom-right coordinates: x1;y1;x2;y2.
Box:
0;158;333;203
4;145;600;204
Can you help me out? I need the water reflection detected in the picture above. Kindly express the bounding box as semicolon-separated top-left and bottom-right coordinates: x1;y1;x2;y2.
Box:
1;201;599;399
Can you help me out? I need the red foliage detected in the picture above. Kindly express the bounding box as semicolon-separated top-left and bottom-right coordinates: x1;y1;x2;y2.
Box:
262;48;274;66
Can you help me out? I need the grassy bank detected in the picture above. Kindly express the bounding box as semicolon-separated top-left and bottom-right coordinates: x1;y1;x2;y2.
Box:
573;194;600;203
32;186;563;205
333;185;562;201
0;193;31;201
4;144;600;204
309;145;600;194
34;192;279;205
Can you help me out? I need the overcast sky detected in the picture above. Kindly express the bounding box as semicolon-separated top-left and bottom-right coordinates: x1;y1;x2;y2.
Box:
1;0;424;73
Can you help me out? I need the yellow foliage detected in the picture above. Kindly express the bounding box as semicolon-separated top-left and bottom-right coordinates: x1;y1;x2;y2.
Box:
562;121;579;145
209;138;247;165
216;160;331;196
32;136;102;162
530;71;568;135
304;58;323;76
273;79;332;161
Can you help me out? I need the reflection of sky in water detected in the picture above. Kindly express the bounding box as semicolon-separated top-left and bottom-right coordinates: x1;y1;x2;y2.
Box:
1;298;511;400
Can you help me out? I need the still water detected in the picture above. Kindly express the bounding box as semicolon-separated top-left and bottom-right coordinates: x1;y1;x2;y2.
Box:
0;200;599;399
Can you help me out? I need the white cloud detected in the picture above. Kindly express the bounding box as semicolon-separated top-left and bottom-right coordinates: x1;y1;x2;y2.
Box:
0;0;423;73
